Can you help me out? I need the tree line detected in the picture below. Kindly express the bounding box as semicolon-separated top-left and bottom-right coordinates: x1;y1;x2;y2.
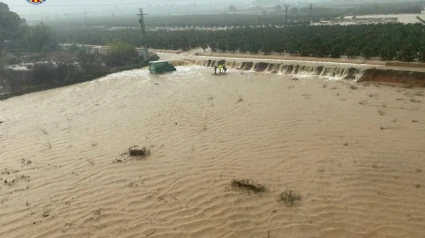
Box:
44;2;423;29
0;2;58;54
1;2;156;99
58;23;425;62
1;2;146;68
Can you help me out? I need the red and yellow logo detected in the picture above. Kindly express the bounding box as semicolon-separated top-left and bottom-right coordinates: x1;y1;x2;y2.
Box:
27;0;46;5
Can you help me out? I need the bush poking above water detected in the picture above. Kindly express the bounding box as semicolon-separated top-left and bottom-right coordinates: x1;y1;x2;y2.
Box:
359;100;367;105
231;179;267;193
279;189;301;207
129;146;150;157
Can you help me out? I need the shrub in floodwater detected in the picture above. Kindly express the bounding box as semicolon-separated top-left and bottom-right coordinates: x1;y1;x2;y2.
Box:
231;179;267;193
415;91;424;97
279;189;301;207
411;98;422;103
105;41;139;67
128;146;150;157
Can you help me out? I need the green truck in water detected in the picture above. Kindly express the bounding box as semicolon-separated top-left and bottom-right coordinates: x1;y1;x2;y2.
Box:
149;61;176;74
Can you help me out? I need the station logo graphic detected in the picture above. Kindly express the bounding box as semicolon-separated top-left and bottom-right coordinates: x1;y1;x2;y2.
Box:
27;0;46;5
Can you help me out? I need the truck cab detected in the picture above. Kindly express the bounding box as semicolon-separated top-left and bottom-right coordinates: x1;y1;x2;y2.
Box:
149;61;176;74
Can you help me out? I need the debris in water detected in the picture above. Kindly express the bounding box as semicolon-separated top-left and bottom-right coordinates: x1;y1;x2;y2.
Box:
279;189;302;207
42;209;50;217
411;98;422;103
128;146;150;157
359;100;367;105
113;158;123;163
231;179;267;193
20;158;32;166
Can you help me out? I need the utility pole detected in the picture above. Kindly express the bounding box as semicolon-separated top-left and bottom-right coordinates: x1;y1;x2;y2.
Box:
137;8;148;59
84;12;88;27
284;4;290;24
137;8;147;47
309;4;313;22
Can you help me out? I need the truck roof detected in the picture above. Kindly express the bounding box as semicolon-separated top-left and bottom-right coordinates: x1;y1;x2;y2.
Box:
149;61;169;64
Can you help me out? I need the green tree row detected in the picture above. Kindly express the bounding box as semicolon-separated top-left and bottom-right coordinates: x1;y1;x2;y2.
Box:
58;23;425;62
0;2;58;57
44;3;423;29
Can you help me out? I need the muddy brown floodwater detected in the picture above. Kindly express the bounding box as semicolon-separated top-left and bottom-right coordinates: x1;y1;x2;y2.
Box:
0;65;425;238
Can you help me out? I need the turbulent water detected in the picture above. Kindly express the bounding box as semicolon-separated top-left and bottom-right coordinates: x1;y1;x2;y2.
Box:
206;59;365;80
179;58;425;86
1;66;425;238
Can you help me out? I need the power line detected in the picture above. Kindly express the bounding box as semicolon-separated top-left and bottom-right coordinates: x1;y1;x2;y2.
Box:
284;4;290;23
137;9;147;47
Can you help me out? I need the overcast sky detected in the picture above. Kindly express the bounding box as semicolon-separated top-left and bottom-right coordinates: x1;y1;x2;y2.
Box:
2;0;273;20
2;0;403;20
3;1;159;17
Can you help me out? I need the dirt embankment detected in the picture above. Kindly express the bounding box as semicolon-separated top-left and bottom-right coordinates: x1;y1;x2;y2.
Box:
385;62;425;68
360;68;425;86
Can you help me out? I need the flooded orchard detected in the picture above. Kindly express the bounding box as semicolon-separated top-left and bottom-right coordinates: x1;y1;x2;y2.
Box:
0;65;425;238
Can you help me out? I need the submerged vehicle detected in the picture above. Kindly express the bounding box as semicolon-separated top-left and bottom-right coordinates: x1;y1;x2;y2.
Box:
149;61;176;74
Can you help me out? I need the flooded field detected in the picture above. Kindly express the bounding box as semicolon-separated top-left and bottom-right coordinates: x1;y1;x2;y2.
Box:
0;65;425;238
346;12;425;24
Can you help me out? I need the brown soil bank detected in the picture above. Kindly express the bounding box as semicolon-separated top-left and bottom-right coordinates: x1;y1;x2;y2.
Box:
190;59;425;86
386;61;425;68
360;68;425;86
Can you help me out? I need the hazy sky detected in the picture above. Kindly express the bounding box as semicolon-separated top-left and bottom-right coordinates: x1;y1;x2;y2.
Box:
3;0;401;20
2;0;275;20
2;0;235;19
